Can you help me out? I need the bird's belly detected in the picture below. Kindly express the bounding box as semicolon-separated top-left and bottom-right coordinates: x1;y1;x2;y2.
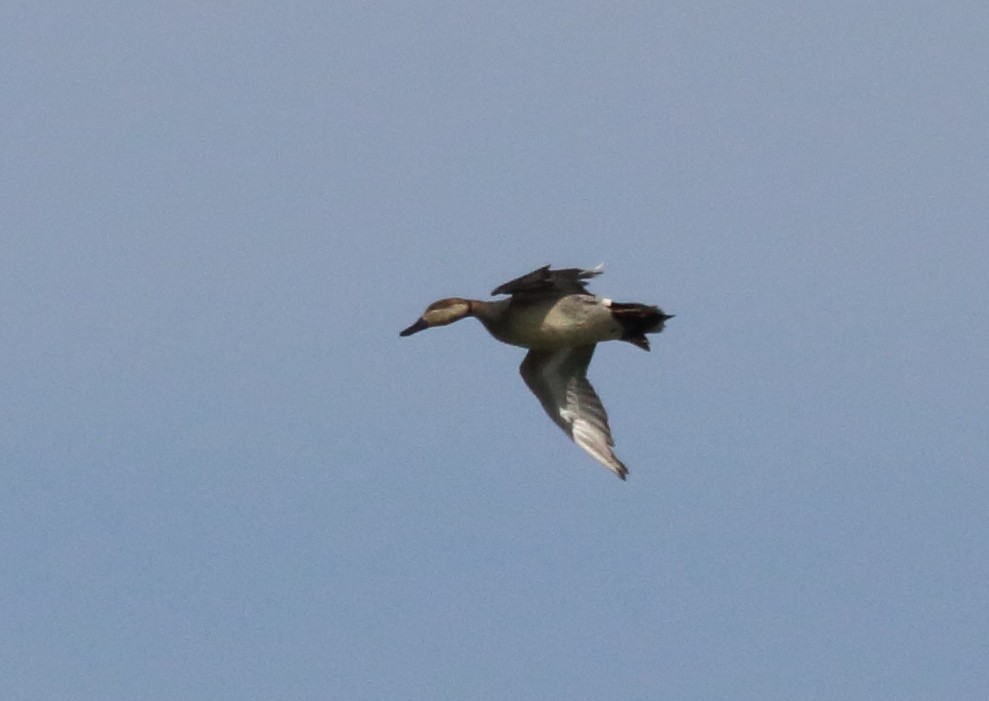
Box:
492;302;622;350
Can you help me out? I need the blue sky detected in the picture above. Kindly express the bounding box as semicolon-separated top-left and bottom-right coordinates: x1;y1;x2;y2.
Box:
3;3;988;699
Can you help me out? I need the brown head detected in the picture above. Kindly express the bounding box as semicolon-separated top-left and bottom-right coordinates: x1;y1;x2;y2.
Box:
399;298;473;336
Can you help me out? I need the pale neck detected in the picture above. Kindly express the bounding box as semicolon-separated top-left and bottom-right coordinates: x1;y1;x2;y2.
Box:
467;298;510;323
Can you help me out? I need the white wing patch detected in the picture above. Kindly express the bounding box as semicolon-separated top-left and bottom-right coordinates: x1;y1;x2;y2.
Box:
520;346;629;479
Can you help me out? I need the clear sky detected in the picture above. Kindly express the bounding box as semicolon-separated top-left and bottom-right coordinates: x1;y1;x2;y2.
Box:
3;3;987;700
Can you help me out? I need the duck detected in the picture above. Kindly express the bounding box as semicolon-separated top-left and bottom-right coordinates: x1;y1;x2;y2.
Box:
399;264;673;480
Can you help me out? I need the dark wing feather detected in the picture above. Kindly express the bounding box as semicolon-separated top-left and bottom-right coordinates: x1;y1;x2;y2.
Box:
491;264;603;298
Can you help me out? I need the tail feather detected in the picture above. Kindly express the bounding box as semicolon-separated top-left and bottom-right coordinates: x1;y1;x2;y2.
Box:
610;302;674;351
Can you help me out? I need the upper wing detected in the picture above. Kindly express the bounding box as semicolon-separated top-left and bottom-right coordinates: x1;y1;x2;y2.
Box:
491;264;603;298
519;346;628;480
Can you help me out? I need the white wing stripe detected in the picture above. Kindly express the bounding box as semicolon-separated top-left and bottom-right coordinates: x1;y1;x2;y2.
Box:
520;346;629;479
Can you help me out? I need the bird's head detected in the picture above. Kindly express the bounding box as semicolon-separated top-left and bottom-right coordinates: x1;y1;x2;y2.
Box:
399;298;473;336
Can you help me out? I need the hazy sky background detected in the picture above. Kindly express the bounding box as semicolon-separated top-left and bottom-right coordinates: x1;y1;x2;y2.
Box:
3;3;988;699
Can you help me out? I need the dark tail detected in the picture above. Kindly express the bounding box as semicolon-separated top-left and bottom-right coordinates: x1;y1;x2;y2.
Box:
610;302;674;351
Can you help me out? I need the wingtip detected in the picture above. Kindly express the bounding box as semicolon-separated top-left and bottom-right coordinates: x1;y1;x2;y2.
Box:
613;461;629;480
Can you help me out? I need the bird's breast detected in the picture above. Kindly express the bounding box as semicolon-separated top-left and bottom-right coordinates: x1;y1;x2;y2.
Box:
485;297;622;350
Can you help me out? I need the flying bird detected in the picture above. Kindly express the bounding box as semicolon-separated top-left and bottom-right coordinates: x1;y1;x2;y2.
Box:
400;265;672;479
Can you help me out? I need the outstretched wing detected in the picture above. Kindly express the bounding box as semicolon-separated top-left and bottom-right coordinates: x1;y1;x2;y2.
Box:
491;264;603;298
519;345;628;480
